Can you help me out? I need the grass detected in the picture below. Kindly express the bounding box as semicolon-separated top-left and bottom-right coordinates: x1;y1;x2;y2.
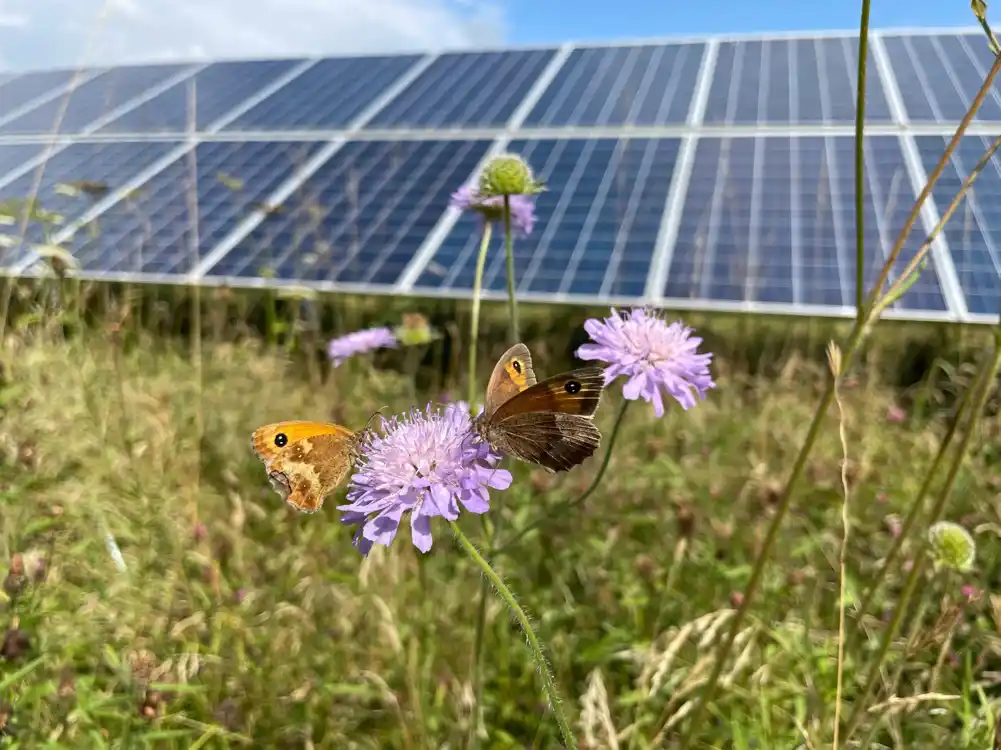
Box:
0;322;999;748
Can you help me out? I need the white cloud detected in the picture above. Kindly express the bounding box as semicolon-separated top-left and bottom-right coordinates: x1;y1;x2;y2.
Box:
0;0;508;70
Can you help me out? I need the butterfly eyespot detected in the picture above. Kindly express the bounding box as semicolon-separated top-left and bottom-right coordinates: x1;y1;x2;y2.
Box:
564;380;581;394
274;433;288;448
512;360;522;374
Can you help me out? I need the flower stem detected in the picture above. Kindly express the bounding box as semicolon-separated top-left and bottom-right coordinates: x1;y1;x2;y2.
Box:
841;317;1001;742
450;520;577;749
467;221;493;410
503;196;519;343
497;398;630;555
853;0;871;322
464;219;493;750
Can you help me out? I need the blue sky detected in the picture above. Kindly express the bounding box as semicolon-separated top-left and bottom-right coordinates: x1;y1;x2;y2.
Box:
504;0;977;44
0;0;985;70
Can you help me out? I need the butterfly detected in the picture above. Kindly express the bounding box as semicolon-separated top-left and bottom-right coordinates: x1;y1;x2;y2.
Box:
251;420;372;513
472;343;604;473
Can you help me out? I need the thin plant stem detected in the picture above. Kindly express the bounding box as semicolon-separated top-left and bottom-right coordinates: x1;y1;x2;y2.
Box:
449;520;577;750
831;342;850;750
466;222;493;409
497;398;630;555
503;196;519;343
464;219;493;750
673;41;1000;750
854;0;871;321
842;318;1001;741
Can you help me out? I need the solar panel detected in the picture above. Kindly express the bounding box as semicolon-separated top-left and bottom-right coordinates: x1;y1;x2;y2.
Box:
912;135;1001;316
415;138;680;298
665;134;945;311
203;139;492;286
0;64;192;135
366;50;556;129
522;44;704;127
96;59;303;134
0;141;180;269
219;56;421;131
0;69;96;122
61;140;328;277
882;33;1001;122
703;38;893;124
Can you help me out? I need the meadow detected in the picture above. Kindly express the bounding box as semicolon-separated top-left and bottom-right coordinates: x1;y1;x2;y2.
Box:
0;293;998;749
5;3;1001;748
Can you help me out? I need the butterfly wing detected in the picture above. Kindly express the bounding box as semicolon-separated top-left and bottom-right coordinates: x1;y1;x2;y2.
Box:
487;412;601;472
251;421;359;513
483;343;538;416
486;366;605;472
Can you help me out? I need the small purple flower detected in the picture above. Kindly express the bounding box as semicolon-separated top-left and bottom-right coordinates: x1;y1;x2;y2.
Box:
327;327;398;367
450;185;536;237
338;403;512;554
577;308;715;417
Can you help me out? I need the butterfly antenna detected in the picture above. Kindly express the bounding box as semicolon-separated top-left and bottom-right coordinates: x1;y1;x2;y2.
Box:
364;406;390;433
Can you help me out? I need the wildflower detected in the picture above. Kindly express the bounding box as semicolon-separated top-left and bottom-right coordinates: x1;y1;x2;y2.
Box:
450;184;536;237
961;584;981;602
928;521;976;572
327;326;398;367
577;308;715;417
477;153;544;197
338;403;511;554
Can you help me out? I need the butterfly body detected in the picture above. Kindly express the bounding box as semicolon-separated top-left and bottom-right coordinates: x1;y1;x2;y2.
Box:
251;421;368;513
472;343;604;473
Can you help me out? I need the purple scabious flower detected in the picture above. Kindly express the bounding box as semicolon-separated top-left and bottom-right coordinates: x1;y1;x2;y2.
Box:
450;185;536;238
577;308;715;417
338;403;512;555
327;326;398;367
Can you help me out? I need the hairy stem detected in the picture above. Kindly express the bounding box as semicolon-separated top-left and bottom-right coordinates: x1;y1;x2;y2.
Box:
450;521;577;749
503;196;519;344
466;222;493;410
854;0;871;321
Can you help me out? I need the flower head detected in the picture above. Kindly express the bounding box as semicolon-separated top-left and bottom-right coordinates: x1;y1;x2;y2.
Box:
450;185;536;237
327;326;398;367
338;403;512;554
928;521;976;572
577;308;715;417
477;153;544;197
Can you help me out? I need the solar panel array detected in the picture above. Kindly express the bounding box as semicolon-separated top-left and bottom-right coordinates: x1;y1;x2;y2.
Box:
1;28;999;322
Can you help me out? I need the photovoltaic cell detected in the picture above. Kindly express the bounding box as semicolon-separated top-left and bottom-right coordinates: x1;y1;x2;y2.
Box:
666;135;945;311
0;64;190;135
0;143;47;182
522;44;704;127
882;33;1001;122
0;141;180;269
96;59;302;133
205;139;492;286
65;140;327;277
913;135;1001;315
367;50;556;129
0;69;92;121
220;56;420;131
416;137;681;298
703;38;893;124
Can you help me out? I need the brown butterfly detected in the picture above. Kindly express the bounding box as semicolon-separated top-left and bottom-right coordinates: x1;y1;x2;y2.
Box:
251;420;372;513
472;343;604;473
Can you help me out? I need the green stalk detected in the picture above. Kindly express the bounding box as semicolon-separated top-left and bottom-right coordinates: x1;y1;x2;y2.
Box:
466;221;493;409
854;0;871;321
464;219;493;750
450;521;577;749
497;398;631;555
842;320;1001;741
503;196;519;343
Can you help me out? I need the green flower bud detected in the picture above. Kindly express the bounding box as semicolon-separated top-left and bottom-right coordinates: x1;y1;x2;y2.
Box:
927;521;976;572
477;153;544;198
